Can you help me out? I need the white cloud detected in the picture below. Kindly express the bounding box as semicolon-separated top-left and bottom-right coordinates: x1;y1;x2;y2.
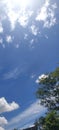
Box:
35;79;39;84
0;97;19;114
0;0;33;30
31;25;38;36
6;35;13;43
7;100;46;130
36;0;57;28
0;117;8;125
18;10;33;28
0;127;5;130
7;9;19;30
0;0;57;33
0;23;3;33
36;0;49;22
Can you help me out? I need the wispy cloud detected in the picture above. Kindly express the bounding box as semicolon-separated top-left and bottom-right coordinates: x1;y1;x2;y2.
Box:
30;25;38;36
0;38;5;48
7;100;46;130
3;68;20;80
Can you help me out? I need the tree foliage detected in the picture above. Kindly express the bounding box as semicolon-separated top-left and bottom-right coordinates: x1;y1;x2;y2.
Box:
44;111;59;130
35;67;59;130
36;67;59;110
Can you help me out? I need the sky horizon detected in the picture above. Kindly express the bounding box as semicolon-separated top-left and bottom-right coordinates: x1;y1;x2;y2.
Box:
0;0;59;130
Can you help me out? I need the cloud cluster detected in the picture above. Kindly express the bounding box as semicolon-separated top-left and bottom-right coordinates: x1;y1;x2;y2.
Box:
0;0;57;31
36;0;57;28
0;0;58;49
0;97;19;130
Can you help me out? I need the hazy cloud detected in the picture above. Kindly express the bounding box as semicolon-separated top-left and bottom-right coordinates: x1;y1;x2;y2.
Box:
3;68;20;80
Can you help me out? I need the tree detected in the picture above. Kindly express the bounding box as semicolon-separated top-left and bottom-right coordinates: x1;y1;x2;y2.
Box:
35;67;59;130
36;67;59;110
34;116;45;130
43;111;59;130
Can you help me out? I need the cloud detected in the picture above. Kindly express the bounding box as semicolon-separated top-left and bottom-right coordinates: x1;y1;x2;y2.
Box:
7;100;46;130
6;35;13;43
0;0;58;35
0;38;5;48
18;10;33;28
7;9;19;30
30;25;38;36
0;0;33;30
0;22;3;33
36;0;57;28
15;44;20;49
0;117;8;125
0;97;19;114
3;68;20;80
0;127;5;130
24;34;28;40
45;34;48;39
0;38;3;44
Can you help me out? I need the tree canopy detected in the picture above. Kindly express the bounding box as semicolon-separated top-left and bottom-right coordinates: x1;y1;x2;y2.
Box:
35;67;59;130
36;67;59;110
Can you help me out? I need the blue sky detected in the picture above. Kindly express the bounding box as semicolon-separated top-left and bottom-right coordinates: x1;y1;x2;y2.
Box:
0;0;59;130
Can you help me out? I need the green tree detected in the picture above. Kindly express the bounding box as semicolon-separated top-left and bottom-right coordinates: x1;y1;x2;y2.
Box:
36;67;59;110
35;67;59;130
43;111;59;130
